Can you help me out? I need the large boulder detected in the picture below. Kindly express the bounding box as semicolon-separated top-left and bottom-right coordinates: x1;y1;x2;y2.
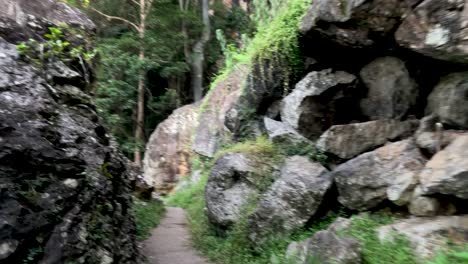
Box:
300;0;418;48
263;117;310;146
426;72;468;129
204;153;277;228
419;134;468;199
142;104;199;194
378;216;468;258
281;69;358;140
287;218;362;264
0;4;139;263
316;119;419;159
249;156;331;240
359;57;418;120
396;0;468;63
332;140;427;210
414;115;465;155
192;65;247;157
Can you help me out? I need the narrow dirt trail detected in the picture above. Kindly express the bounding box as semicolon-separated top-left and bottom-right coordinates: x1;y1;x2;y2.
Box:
143;207;213;264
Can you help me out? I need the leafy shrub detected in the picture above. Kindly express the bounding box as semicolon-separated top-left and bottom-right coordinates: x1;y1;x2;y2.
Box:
428;246;468;264
278;141;328;165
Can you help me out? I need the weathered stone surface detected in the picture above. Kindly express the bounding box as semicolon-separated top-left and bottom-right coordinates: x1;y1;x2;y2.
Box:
378;216;468;258
301;0;418;48
192;65;247;157
249;156;330;240
420;134;468;199
333;140;427;210
396;0;468;63
409;196;440;217
317;119;419;159
426;72;468;129
287;218;362;264
281;69;357;140
225;57;290;140
263;117;310;146
414;115;465;155
205;153;276;228
0;2;140;263
143;104;199;194
360;57;418;120
0;0;95;43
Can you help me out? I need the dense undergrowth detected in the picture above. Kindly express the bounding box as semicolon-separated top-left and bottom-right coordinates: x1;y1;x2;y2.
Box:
133;199;165;240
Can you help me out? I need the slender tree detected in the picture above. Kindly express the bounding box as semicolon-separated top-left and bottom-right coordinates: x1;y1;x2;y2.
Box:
90;0;155;167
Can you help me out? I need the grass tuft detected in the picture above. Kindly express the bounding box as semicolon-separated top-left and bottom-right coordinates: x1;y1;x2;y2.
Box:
133;199;165;241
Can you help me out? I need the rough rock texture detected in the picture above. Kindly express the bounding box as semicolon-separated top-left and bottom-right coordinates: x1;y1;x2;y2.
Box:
420;134;468;199
249;156;330;240
192;66;247;157
0;1;140;263
0;0;95;43
225;58;290;139
263;117;310;146
300;0;418;48
332;140;427;210
396;0;468;63
287;218;362;264
414;115;465;155
426;72;468;129
205;153;276;228
359;57;418;120
316;119;419;159
143;104;199;194
281;69;358;140
378;216;468;258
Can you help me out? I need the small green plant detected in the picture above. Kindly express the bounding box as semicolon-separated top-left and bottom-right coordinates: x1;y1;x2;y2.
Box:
134;199;166;240
214;136;280;160
427;246;468;264
278;141;328;165
22;247;43;264
343;214;419;264
16;26;96;81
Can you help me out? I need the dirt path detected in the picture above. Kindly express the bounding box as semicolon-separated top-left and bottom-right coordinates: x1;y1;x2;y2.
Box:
143;207;213;264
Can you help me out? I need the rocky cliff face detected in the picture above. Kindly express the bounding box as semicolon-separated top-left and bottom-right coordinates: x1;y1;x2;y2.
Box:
145;0;468;260
0;1;140;263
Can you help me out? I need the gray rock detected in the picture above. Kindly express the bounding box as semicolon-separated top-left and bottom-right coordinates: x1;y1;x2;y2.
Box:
378;215;468;258
143;104;199;194
333;140;427;210
249;156;330;240
409;196;440;217
281;69;357;140
192;65;246;157
396;0;468;63
360;57;418;119
287;218;362;264
420;134;468;199
0;2;140;263
300;0;418;48
317;119;419;159
205;153;276;228
426;72;468;129
414;115;465;155
263;117;310;145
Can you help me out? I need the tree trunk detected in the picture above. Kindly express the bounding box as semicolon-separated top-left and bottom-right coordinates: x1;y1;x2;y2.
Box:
133;0;147;168
191;0;210;102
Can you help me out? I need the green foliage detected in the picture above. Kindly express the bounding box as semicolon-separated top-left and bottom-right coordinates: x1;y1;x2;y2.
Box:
16;26;95;77
22;247;43;264
427;246;468;264
278;141;328;165
133;199;166;241
343;214;419;264
214;136;280;160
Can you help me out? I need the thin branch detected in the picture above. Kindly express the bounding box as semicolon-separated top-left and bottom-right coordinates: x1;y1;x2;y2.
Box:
145;0;155;16
90;7;140;32
130;0;141;6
